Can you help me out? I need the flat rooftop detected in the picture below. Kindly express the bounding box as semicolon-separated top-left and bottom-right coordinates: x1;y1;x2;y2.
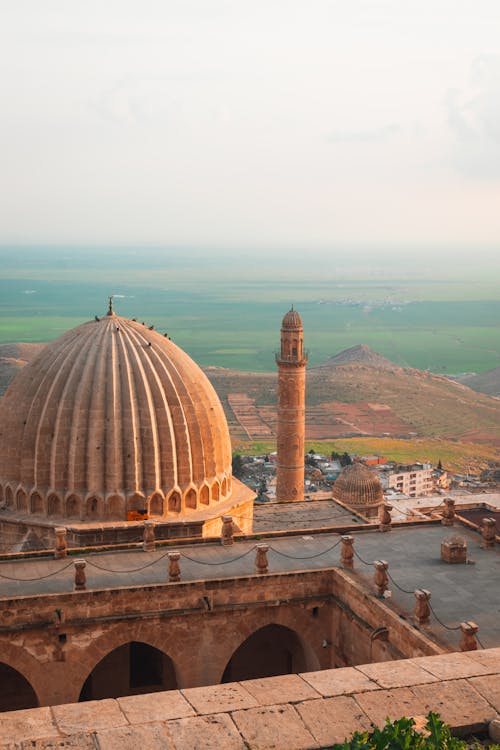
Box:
0;522;498;651
252;498;365;532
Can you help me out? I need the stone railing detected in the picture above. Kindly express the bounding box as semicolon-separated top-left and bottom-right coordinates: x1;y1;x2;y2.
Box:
0;648;498;749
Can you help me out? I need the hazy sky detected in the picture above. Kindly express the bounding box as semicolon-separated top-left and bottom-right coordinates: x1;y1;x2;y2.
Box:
1;1;500;251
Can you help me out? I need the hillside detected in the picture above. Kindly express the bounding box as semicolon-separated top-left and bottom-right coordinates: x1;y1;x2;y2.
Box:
206;348;500;446
2;342;500;447
457;367;500;398
0;343;46;396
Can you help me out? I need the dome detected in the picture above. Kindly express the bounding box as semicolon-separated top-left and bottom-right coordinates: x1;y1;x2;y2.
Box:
333;461;384;516
281;308;302;330
0;314;233;521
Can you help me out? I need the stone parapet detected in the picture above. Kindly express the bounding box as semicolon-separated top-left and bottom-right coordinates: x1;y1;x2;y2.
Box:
0;648;498;749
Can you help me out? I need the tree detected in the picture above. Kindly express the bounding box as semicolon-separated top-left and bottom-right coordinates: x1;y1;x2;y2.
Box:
437;459;443;471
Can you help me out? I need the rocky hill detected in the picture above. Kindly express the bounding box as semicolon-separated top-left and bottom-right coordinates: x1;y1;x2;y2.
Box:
0;343;46;396
316;344;396;370
456;367;500;398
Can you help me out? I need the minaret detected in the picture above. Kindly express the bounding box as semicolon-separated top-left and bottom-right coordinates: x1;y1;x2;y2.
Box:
275;307;307;502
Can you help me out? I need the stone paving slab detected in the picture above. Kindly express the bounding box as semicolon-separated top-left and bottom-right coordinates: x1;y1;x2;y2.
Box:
465;646;500;671
411;652;492;680
96;722;174;750
117;690;195;723
231;704;318;750
410;679;496;735
239;674;320;705
20;735;97;749
181;682;258;715
469;674;500;713
356;659;440;688
353;686;419;728
166;713;246;750
296;695;372;747
299;666;379;696
52;699;127;734
0;707;60;744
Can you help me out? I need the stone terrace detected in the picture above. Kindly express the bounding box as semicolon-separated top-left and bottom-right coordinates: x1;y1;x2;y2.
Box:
0;524;497;651
0;649;499;749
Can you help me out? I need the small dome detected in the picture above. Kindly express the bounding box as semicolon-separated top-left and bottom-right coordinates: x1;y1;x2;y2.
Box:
281;308;303;330
333;462;384;515
0;315;232;521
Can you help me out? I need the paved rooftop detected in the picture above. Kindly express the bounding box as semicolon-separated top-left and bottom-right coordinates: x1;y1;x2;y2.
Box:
0;523;498;651
252;498;365;532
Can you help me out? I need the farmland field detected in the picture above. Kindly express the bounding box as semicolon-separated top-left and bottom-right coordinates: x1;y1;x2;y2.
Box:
1;247;499;373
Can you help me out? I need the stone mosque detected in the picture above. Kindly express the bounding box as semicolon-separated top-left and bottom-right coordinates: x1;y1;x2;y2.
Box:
0;305;497;747
0;299;254;549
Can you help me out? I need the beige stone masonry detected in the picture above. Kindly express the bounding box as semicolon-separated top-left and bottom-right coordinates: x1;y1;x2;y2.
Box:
0;649;499;749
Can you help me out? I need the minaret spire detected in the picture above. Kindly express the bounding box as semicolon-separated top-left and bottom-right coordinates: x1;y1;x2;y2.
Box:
275;308;307;502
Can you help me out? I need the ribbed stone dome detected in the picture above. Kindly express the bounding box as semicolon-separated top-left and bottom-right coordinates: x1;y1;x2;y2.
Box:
0;314;233;521
333;461;384;515
281;308;303;329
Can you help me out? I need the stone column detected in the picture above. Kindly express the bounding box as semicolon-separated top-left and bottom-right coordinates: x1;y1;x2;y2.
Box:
255;544;269;574
379;503;392;532
221;515;234;546
168;552;181;582
414;589;431;626
373;560;389;597
459;621;479;651
481;518;496;549
74;560;86;591
441;498;455;526
143;520;156;552
340;535;354;569
54;527;67;560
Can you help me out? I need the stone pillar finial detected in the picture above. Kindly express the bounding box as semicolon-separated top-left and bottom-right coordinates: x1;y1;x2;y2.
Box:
441;498;455;526
459;621;479;651
373;559;389;597
168;551;181;582
74;559;86;591
481;518;496;549
143;520;156;552
379;503;392;532
340;535;354;569
255;544;269;574
54;527;67;560
414;588;431;626
221;515;234;546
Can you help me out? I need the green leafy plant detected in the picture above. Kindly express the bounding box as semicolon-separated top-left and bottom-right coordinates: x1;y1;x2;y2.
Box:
328;712;499;750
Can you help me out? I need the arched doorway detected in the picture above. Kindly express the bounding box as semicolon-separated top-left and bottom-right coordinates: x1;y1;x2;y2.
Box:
0;663;38;712
222;624;309;683
79;642;177;701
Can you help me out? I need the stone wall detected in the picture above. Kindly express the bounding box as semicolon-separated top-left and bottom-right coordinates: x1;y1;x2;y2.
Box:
0;568;441;709
0;649;498;749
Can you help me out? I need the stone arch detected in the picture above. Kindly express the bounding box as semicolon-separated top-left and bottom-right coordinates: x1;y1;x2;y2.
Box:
73;625;180;704
47;493;62;516
0;643;45;710
5;485;13;508
221;477;228;497
86;495;102;521
66;494;81;519
211;480;220;502
127;493;147;514
79;641;178;701
184;487;197;510
148;492;164;517
221;623;311;683
16;488;28;512
30;492;44;515
199;484;209;505
167;491;181;514
105;495;125;521
0;663;39;712
0;485;3;504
